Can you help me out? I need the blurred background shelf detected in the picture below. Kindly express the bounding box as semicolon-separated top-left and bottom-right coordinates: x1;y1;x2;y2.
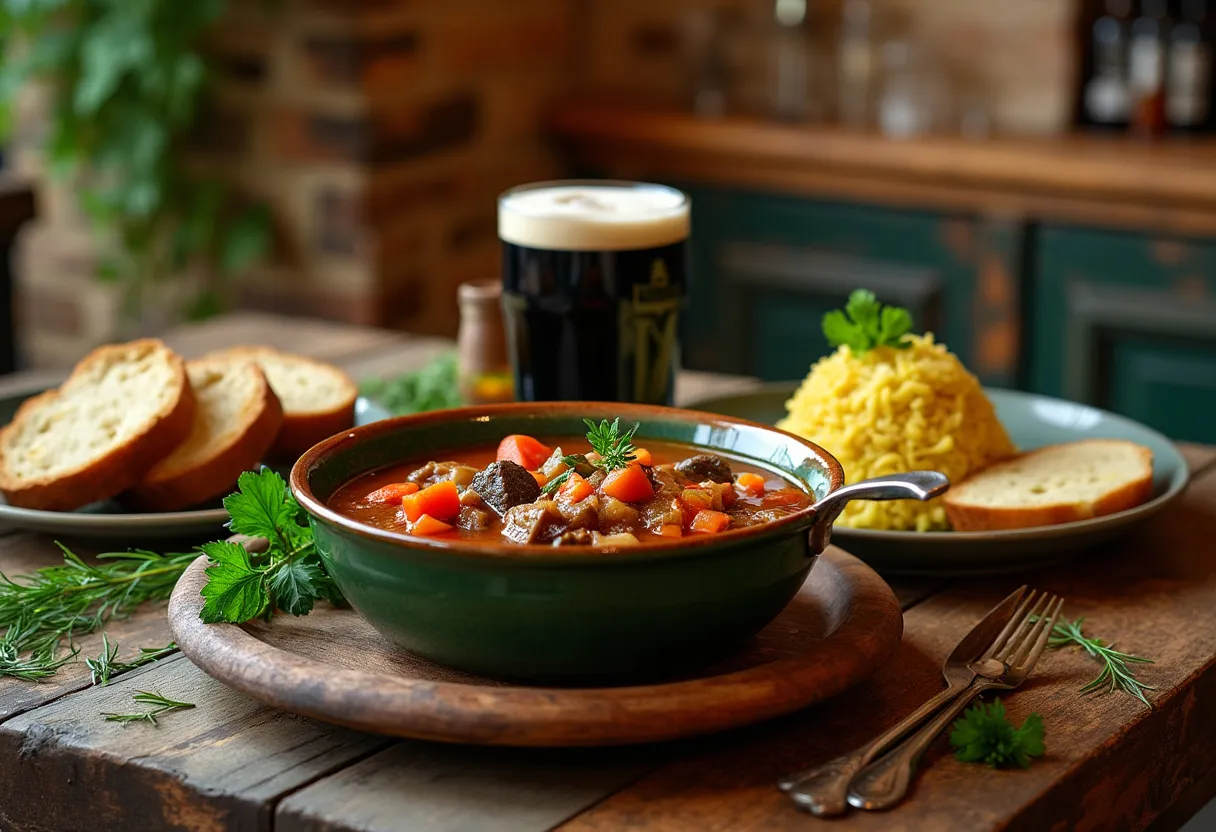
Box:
552;99;1216;444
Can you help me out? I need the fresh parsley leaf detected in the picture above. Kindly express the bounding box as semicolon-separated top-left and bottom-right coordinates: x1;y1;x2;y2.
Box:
223;469;295;543
199;540;267;624
822;289;915;355
949;698;1045;769
361;353;462;415
583;418;638;471
269;559;321;617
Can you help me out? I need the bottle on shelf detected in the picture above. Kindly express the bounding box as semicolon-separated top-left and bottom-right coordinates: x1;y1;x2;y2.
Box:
1083;0;1133;129
768;0;814;121
1166;0;1214;132
1128;0;1172;136
837;0;874;129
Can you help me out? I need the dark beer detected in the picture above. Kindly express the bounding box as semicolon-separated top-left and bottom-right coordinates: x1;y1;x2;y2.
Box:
498;180;690;404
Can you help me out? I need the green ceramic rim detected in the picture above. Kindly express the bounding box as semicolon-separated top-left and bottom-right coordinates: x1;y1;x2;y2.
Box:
290;401;845;565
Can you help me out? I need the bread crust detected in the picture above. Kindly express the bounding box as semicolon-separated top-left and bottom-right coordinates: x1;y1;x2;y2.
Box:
0;340;197;511
206;346;357;461
125;362;284;512
943;441;1154;532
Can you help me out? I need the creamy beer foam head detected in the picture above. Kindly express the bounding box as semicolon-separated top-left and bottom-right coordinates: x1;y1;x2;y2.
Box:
498;181;690;252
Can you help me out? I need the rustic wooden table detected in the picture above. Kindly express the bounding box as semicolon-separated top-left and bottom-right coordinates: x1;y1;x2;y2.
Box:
2;312;1216;832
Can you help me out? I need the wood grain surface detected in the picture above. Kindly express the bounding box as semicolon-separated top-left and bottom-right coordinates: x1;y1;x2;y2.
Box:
167;548;902;747
551;100;1216;236
1;314;1216;832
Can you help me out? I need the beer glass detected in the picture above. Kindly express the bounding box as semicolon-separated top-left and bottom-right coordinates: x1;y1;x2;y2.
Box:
498;180;690;404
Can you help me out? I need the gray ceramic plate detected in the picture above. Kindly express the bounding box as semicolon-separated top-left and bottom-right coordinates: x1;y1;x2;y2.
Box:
0;386;392;541
687;383;1190;576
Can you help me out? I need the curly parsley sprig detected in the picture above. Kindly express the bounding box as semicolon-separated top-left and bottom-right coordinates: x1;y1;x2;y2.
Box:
541;419;641;494
822;289;914;355
949;698;1045;769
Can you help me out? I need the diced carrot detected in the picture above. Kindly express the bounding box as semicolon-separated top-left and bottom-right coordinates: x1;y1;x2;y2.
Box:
691;510;731;534
402;480;461;522
602;464;654;503
365;482;419;504
736;473;766;495
658;523;682;538
632;447;653;467
412;513;455;536
496;434;553;471
558;471;594;504
679;488;714;525
531;470;547;487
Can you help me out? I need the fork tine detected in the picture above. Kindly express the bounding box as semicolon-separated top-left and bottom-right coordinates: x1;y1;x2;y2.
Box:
982;589;1039;660
1012;595;1065;671
1006;593;1058;666
994;592;1049;663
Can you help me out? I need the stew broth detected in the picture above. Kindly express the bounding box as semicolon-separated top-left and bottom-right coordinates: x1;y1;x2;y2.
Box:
329;435;814;547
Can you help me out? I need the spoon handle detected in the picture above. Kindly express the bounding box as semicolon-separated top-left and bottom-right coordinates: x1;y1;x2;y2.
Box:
780;683;965;816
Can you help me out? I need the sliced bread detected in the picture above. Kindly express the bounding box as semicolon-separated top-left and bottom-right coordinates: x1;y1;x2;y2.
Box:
0;339;196;511
125;358;284;512
205;346;357;460
943;439;1154;532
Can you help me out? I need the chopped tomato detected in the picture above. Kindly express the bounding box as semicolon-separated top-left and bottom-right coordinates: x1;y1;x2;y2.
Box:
632;447;653;467
658;523;682;538
602;464;654;503
558;472;594;504
736;473;766;496
691;509;731;534
412;513;455;536
365;482;419;504
496;434;553;471
402;480;460;522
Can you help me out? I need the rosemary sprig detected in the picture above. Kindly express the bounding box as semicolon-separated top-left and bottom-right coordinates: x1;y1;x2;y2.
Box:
0;547;196;682
1047;616;1155;709
102;690;195;726
86;635;177;686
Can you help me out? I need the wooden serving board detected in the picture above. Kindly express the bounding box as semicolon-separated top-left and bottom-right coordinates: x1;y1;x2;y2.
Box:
168;547;901;747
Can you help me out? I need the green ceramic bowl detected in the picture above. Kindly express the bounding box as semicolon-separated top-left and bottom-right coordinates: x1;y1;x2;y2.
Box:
291;402;946;682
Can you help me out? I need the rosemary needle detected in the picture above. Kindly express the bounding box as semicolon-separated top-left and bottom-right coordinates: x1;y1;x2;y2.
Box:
1046;616;1156;709
86;635;178;686
102;690;195;726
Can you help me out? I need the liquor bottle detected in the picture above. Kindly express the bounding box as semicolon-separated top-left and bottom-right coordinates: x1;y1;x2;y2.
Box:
1084;0;1133;128
1129;0;1172;136
1167;0;1214;131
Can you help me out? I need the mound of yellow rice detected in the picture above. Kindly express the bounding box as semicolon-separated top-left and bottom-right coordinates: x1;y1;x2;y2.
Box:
778;333;1015;532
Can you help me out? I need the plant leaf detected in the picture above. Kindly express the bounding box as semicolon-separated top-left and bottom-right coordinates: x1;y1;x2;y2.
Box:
268;560;321;617
223;469;293;543
199;541;267;624
221;205;272;276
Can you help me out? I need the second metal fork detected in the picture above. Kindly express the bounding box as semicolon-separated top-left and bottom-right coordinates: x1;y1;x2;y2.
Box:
845;589;1066;812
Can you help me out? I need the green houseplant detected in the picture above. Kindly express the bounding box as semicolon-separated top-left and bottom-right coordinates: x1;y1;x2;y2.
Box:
0;0;270;326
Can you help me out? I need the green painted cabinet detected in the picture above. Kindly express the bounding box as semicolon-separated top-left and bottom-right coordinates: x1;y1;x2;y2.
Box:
1029;226;1216;443
680;187;1021;387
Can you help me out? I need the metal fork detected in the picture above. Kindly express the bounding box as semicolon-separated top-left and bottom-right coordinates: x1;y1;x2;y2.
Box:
846;590;1066;812
780;585;1027;816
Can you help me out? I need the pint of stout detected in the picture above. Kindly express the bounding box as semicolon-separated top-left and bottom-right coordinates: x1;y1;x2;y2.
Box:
498;180;690;404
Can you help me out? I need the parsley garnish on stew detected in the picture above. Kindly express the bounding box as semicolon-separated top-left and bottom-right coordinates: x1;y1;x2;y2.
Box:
541;418;641;494
822;289;914;355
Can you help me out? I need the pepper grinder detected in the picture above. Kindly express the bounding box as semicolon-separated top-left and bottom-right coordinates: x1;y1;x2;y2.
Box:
457;280;514;405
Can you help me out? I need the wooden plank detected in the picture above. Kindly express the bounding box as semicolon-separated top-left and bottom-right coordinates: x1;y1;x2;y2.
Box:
275;743;656;832
158;311;405;365
0;656;390;832
556;464;1216;831
0;533;183;722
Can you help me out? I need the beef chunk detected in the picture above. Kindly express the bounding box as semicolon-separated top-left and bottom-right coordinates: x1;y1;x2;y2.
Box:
674;454;733;484
406;461;479;488
552;529;593;546
598;496;640;535
641;495;683;532
555;495;599;531
502;500;566;544
456;505;493;531
470;460;541;517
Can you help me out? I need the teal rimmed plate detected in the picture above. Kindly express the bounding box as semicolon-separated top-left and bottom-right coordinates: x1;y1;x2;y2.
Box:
0;383;392;540
687;383;1190;576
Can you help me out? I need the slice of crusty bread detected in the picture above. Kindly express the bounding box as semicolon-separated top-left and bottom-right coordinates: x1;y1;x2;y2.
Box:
944;439;1154;532
205;346;356;461
0;339;196;511
125;357;284;512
